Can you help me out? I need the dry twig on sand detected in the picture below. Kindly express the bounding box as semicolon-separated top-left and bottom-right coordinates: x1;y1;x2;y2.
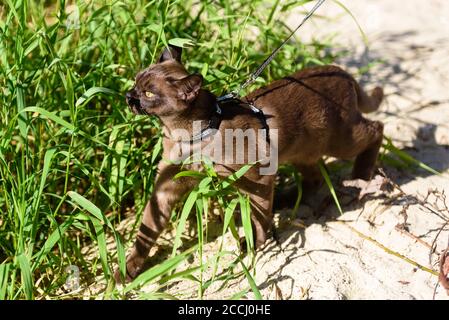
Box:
438;238;449;295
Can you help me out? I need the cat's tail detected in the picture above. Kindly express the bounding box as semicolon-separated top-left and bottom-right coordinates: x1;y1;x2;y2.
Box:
354;82;384;113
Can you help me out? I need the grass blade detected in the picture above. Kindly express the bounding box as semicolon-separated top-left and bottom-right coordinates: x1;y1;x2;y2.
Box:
31;217;74;271
318;159;343;215
332;0;368;45
125;246;197;293
68;191;106;225
92;218;110;278
383;137;440;175
75;87;117;108
0;263;11;300
20;107;75;131
16;254;33;300
240;260;262;300
220;163;253;189
67;192;111;277
239;194;254;252
172;189;198;255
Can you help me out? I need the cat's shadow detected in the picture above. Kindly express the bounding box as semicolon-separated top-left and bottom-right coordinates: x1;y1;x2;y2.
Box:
255;122;449;297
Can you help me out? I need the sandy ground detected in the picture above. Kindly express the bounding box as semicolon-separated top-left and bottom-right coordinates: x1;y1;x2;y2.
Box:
84;0;449;300
244;0;449;300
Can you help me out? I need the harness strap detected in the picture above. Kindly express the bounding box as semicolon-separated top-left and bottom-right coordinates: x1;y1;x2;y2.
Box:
187;103;223;143
216;97;270;142
184;98;269;144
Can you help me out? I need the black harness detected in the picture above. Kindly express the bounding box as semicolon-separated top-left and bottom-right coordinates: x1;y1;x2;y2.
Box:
188;102;222;143
187;97;269;144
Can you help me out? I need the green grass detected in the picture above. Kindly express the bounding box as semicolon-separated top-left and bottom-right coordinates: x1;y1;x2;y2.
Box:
0;0;438;300
0;0;340;300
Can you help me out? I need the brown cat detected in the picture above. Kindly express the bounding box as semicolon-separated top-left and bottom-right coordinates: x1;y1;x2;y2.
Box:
116;45;384;282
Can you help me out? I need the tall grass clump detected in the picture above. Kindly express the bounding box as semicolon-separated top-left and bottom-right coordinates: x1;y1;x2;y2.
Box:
0;0;368;300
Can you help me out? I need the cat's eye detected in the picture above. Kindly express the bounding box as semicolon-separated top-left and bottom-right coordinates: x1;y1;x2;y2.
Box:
145;91;155;98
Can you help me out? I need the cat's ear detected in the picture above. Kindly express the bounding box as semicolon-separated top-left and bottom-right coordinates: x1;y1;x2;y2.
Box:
169;74;203;103
158;45;182;63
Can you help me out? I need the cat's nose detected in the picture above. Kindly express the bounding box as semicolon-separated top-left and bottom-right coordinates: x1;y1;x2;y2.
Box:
125;91;134;102
125;91;138;105
125;90;142;114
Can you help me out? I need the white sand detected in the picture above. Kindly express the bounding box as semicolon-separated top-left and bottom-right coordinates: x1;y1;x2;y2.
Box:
110;0;449;300
202;0;449;300
255;0;449;299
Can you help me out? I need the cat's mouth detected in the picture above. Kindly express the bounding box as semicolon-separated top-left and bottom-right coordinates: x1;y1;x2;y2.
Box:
126;91;144;115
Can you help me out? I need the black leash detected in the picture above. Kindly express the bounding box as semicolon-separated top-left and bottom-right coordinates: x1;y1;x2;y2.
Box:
218;0;327;101
189;0;326;143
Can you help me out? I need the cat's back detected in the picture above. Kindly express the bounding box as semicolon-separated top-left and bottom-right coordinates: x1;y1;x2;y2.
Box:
246;65;355;103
